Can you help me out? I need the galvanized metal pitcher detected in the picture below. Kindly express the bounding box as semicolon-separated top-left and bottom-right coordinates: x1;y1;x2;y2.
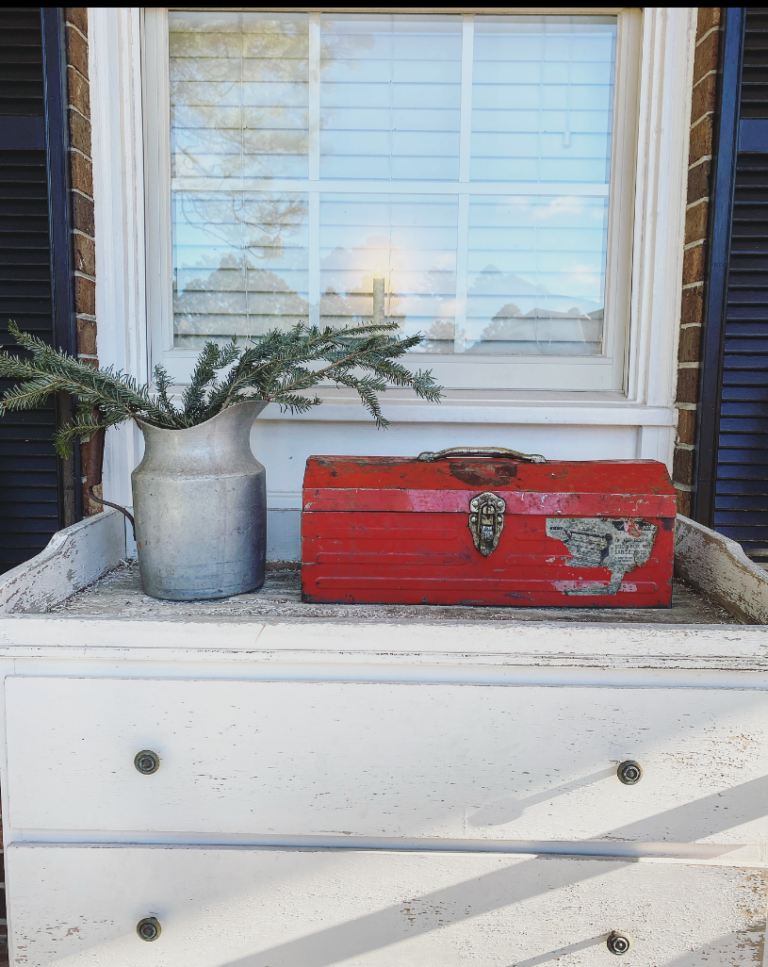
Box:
132;401;267;600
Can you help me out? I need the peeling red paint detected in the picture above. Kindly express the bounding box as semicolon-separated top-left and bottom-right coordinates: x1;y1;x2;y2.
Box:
301;455;675;608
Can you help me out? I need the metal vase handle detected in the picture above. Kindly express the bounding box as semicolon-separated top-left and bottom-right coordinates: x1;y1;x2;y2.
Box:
417;447;547;464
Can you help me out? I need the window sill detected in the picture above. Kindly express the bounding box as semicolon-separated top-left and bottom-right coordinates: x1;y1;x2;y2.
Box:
247;389;675;426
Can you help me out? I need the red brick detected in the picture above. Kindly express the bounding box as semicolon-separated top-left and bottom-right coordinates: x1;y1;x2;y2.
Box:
683;243;706;285
82;482;103;517
65;7;88;37
72;192;94;236
687;158;712;206
693;28;720;85
67;64;90;118
80;424;105;516
675;487;692;517
676;367;700;404
696;7;721;42
68;108;91;157
691;72;717;128
676;407;698;446
673;446;695;485
689;114;714;165
65;22;88;79
685;199;709;245
77;317;97;356
678;323;702;362
74;275;95;316
72;231;95;276
69;149;92;196
681;286;704;326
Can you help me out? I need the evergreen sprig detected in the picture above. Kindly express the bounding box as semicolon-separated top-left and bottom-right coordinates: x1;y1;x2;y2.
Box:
0;320;443;456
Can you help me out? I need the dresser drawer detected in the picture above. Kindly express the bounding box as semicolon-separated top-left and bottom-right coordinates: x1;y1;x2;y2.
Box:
7;845;768;967
6;677;768;843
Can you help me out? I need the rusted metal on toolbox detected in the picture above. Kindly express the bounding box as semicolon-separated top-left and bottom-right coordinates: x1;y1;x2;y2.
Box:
301;455;676;607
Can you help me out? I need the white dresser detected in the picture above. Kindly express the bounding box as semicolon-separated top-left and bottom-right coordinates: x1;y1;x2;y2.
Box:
2;561;768;966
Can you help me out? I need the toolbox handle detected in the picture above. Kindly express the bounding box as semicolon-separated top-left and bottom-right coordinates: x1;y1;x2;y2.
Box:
417;446;547;464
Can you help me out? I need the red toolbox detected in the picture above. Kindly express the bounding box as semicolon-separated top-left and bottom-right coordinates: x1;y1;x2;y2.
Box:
301;447;676;608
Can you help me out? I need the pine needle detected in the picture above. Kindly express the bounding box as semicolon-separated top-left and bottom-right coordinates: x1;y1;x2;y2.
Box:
0;319;444;455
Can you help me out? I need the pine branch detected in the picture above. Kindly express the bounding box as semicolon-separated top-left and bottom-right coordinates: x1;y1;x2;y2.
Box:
153;364;178;419
0;318;443;456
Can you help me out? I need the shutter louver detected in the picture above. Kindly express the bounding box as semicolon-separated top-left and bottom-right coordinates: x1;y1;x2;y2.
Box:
713;9;768;563
0;8;61;574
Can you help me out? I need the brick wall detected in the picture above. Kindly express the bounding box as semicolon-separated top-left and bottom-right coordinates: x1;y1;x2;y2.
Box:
673;8;723;517
64;8;102;515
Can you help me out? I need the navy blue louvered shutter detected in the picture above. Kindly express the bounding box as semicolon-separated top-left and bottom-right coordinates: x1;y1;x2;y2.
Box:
0;7;78;574
697;8;768;563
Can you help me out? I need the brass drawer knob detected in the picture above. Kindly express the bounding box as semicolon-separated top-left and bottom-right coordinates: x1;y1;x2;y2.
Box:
134;750;160;775
137;917;161;941
617;760;642;785
607;931;632;955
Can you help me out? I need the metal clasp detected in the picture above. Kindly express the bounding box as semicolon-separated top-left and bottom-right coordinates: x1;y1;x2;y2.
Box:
468;492;506;557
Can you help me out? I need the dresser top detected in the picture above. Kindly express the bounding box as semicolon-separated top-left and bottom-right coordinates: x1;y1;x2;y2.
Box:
1;559;766;677
49;561;734;626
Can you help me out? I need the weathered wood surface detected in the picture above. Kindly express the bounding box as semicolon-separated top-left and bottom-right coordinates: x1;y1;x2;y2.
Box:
46;558;736;624
7;846;768;966
0;509;125;615
2;518;768;967
2;613;768;674
675;515;768;624
0;511;759;625
8;677;768;845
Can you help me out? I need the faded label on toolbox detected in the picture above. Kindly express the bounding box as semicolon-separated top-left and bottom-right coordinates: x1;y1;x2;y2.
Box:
546;518;658;596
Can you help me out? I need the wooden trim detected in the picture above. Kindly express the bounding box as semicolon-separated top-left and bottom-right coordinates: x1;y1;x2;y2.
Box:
167;7;626;14
0;509;126;615
144;8;640;394
675;513;768;624
90;7;148;512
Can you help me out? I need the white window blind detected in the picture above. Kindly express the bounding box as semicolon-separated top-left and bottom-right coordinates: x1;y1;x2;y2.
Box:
152;9;638;391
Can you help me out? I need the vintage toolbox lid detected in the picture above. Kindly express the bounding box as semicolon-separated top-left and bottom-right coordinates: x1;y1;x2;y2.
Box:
303;448;677;517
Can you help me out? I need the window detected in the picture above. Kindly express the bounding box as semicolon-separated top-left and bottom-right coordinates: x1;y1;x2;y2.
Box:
144;9;641;392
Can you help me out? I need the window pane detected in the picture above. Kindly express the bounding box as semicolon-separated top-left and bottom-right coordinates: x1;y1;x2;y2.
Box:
169;11;310;347
471;17;617;184
166;11;618;360
169;12;309;179
320;195;458;352
320;15;462;181
465;195;608;354
172;192;309;349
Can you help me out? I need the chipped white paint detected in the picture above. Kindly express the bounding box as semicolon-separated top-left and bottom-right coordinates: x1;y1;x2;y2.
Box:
7;846;768;966
3;514;768;965
7;677;768;846
0;509;125;614
676;515;768;624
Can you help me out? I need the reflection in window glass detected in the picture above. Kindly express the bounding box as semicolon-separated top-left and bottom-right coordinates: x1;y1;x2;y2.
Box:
320;16;462;181
471;18;616;183
169;11;309;179
465;196;608;354
172;192;309;347
320;195;458;351
168;12;616;357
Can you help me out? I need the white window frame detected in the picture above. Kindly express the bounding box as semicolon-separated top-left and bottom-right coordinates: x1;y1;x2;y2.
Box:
142;7;641;393
90;7;696;508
